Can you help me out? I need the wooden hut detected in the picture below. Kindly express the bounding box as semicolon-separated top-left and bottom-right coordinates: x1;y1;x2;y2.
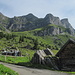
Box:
56;38;75;71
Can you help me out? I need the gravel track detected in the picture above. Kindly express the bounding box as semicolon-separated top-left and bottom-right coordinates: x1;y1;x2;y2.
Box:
0;62;73;75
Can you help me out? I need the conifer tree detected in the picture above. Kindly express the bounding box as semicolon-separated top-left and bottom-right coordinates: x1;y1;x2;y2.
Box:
33;38;38;50
19;36;24;43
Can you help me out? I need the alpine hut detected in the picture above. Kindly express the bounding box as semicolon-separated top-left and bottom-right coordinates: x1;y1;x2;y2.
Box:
56;38;75;71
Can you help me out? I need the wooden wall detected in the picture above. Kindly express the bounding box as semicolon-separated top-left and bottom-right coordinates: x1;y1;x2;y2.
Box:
58;41;75;70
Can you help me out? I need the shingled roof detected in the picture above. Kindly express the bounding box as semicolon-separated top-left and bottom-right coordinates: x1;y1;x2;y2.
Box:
56;38;75;57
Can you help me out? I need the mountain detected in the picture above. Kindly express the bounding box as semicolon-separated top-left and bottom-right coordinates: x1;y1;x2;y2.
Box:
44;14;62;26
61;18;75;35
0;13;75;55
0;12;10;31
7;13;39;31
0;13;74;35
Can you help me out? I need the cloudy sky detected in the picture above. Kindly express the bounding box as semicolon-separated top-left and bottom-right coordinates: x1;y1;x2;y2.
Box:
0;0;75;28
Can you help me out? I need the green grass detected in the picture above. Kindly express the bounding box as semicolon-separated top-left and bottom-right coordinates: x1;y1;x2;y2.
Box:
0;55;32;64
52;50;59;55
0;64;18;75
68;72;75;74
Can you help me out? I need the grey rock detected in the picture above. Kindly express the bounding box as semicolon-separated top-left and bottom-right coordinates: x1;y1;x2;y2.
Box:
34;26;63;36
61;18;75;35
31;48;59;70
44;13;62;26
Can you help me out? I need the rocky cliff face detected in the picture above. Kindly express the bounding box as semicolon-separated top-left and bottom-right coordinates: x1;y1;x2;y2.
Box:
43;14;74;35
0;12;10;31
0;13;74;35
61;18;75;35
44;14;62;26
34;25;63;36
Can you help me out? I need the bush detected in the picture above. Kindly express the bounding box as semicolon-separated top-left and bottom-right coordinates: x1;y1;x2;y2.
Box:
33;38;39;50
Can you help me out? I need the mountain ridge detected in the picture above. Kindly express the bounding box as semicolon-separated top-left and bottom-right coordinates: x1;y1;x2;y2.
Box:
0;13;74;35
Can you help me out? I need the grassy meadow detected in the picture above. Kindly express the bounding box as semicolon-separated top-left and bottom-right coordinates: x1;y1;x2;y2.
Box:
0;30;74;66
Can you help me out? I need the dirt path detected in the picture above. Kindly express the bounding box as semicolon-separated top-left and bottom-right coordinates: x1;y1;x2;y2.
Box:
0;62;73;75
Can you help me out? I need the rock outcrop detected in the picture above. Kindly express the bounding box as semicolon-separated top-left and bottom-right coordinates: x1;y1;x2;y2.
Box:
31;48;59;70
61;18;75;35
34;25;63;36
44;14;62;26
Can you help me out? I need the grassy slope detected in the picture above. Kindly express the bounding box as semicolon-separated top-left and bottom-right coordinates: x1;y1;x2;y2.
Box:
0;29;75;55
0;55;30;64
12;30;75;54
0;24;75;64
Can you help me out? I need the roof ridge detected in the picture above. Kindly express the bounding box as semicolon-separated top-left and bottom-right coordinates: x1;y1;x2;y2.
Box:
56;38;75;57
